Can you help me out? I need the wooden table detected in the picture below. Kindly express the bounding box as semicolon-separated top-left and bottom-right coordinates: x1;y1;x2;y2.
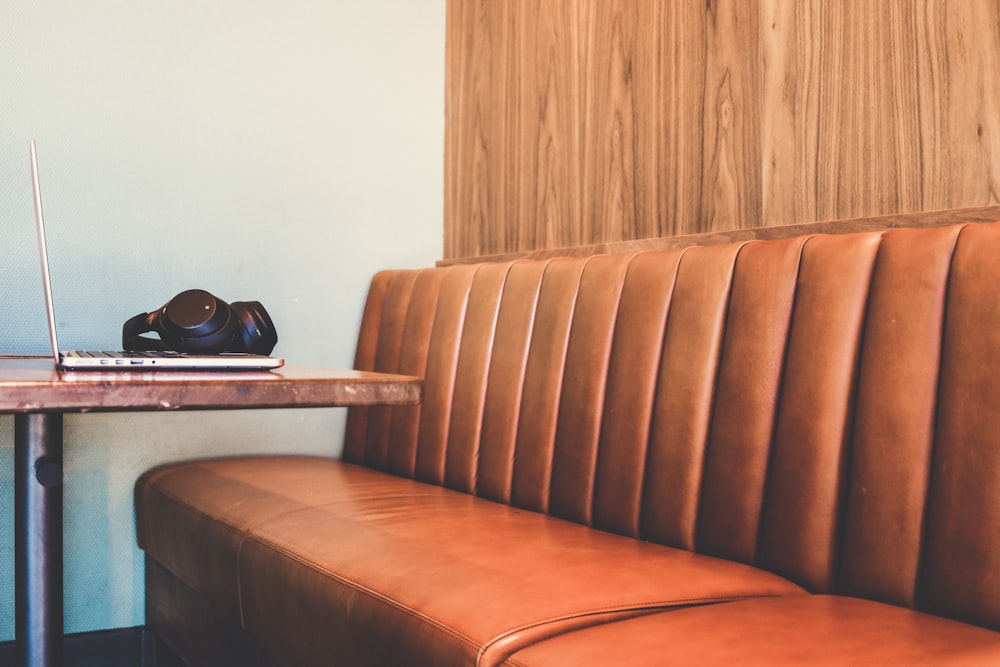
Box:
0;357;421;667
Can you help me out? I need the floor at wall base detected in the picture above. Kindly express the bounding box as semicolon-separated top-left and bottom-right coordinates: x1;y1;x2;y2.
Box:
0;625;180;667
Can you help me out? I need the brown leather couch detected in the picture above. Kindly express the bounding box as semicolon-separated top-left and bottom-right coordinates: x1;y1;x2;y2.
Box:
135;222;1000;665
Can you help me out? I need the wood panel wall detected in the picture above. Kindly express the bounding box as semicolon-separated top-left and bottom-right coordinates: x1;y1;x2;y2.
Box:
444;0;1000;260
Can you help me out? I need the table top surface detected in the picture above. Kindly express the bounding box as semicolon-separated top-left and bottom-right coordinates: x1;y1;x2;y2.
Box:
0;357;421;413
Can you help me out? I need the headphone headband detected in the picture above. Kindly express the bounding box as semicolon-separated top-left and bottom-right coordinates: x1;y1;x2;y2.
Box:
122;289;277;355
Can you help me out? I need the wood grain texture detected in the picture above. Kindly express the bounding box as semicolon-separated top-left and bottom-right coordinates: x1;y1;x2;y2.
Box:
762;0;1000;224
445;0;1000;260
703;0;761;233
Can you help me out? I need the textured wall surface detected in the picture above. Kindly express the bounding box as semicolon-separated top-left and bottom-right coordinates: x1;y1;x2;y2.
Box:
0;0;444;640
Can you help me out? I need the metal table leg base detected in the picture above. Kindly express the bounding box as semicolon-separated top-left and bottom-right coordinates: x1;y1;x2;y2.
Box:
14;413;64;667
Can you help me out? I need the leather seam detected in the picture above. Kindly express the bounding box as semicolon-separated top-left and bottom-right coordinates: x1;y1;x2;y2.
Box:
476;592;799;667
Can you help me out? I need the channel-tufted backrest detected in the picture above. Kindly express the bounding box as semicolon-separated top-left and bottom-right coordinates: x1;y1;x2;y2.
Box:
343;222;1000;631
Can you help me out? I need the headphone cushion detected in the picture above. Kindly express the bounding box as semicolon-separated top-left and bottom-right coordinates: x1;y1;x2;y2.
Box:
230;301;278;355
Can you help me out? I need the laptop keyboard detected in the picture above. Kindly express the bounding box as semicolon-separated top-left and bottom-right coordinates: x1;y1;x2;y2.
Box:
67;350;185;358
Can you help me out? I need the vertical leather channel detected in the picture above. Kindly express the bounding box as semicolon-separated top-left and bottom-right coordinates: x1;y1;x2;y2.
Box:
695;236;807;564
444;262;514;493
921;222;1000;629
477;261;549;504
756;232;881;593
838;225;960;608
344;270;396;463
385;270;448;478
548;253;635;526
510;258;588;514
364;271;418;468
591;249;684;538
414;264;479;485
639;243;743;550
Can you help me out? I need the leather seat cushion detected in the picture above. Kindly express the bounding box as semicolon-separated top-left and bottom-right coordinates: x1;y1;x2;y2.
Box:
137;455;806;666
501;595;1000;666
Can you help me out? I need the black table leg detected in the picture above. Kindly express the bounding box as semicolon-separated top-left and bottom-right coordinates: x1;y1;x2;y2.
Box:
14;413;64;667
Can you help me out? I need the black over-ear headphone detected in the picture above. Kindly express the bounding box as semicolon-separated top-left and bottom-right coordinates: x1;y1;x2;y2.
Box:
122;289;278;355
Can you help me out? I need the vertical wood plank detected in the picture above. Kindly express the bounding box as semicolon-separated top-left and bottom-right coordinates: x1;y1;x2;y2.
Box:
930;0;1000;208
642;1;707;237
516;0;588;251
581;1;640;243
761;0;819;226
701;0;762;232
445;0;518;258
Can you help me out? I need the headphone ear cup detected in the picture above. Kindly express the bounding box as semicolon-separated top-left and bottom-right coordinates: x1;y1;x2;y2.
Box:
230;301;278;355
160;289;235;352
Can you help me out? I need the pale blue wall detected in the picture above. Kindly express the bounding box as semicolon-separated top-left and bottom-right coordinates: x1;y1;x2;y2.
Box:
0;1;444;639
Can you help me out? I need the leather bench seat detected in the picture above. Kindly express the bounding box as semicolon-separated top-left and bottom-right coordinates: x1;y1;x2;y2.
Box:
138;221;1000;664
137;455;805;666
501;596;1000;666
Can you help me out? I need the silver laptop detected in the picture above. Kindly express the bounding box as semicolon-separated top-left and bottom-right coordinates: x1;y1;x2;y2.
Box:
30;139;284;371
